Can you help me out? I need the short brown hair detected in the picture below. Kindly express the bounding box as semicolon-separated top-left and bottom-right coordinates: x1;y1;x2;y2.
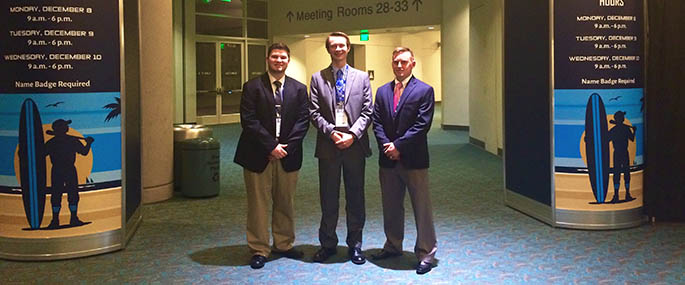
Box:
392;47;414;61
325;31;351;50
268;42;290;57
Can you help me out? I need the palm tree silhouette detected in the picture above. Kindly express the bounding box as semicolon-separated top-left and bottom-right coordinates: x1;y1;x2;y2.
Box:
103;97;120;122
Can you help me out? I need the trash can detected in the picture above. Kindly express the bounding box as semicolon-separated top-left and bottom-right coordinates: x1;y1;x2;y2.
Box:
173;124;212;191
180;137;220;197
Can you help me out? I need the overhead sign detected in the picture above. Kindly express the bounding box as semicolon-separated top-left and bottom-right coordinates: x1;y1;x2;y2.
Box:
270;0;440;36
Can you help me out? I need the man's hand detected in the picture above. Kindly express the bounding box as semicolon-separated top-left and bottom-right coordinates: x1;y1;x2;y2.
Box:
334;132;355;149
270;144;288;160
330;131;342;143
383;142;400;160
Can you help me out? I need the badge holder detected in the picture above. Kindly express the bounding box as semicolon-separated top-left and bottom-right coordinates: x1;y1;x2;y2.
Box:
334;102;349;131
275;105;282;138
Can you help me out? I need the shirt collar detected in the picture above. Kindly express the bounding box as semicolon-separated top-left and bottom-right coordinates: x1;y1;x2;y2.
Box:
394;74;412;88
331;64;348;75
268;72;285;91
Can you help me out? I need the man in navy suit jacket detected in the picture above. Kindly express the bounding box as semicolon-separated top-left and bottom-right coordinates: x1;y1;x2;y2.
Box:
371;47;437;275
234;43;309;269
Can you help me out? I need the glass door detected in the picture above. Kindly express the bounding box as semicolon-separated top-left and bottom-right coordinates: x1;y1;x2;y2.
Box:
218;42;243;123
195;41;243;124
195;42;218;122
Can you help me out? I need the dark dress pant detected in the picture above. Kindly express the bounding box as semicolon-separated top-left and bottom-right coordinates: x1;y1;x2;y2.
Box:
317;144;366;249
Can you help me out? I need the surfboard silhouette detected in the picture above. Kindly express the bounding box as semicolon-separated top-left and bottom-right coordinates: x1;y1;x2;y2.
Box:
585;93;610;204
18;99;47;229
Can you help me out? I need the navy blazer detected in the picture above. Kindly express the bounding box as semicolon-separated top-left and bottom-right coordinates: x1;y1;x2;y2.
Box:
373;76;435;169
234;73;310;173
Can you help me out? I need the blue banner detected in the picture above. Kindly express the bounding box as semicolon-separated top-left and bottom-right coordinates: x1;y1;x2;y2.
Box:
0;1;122;234
554;0;644;207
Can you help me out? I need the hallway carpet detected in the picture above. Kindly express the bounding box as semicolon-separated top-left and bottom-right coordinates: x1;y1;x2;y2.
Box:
1;110;683;284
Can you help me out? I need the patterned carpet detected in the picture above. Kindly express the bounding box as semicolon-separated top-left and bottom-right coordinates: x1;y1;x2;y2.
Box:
1;109;684;284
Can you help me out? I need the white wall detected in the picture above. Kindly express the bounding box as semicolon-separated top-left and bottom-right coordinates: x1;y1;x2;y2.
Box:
469;0;503;154
279;38;308;85
441;0;470;127
350;33;400;97
400;31;442;102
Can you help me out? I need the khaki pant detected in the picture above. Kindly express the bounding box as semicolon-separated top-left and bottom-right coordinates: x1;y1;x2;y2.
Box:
379;164;437;263
244;160;299;257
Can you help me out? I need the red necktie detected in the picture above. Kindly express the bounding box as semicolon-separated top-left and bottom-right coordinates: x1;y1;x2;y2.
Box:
393;81;403;112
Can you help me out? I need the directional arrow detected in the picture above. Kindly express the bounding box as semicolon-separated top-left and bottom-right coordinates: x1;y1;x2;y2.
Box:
412;0;423;12
287;11;294;22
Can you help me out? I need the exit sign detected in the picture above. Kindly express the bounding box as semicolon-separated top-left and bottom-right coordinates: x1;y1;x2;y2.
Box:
360;30;369;41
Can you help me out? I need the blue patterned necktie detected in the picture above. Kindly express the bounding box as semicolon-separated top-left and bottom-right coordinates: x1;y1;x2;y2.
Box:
335;69;345;103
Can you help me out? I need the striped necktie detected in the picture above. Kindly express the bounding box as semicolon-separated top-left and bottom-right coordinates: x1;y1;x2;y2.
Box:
393;81;403;112
273;81;282;105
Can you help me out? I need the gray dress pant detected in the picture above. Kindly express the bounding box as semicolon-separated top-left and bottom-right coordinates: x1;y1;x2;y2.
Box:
317;144;366;249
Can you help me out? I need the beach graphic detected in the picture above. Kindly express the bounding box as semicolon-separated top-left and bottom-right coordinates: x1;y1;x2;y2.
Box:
554;89;644;209
0;93;122;238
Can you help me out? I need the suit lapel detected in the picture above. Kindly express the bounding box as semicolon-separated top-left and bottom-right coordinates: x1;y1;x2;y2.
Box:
282;76;296;109
260;73;276;108
388;82;397;118
322;66;336;112
344;67;356;104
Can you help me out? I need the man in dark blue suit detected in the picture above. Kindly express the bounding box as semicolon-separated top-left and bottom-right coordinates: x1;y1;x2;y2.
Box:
234;43;310;269
371;47;437;275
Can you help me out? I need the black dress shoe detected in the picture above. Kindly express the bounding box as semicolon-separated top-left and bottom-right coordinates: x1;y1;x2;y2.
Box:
249;255;267;269
274;248;304;259
312;247;337;262
371;250;402;260
348;247;366;265
416;261;433;275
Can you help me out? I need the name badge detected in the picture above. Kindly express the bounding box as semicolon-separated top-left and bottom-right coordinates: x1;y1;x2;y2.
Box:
335;103;348;128
275;105;282;138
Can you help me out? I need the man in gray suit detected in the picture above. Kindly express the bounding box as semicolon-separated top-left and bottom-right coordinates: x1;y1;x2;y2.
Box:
309;31;373;265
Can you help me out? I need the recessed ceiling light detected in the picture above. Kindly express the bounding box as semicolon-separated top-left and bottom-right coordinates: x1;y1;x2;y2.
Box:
304;35;310;38
427;26;435;30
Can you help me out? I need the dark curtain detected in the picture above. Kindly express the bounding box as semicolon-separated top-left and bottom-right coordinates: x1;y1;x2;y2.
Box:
645;1;685;221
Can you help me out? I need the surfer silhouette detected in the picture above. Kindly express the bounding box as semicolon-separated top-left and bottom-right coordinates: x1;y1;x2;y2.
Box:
44;119;94;229
607;111;636;203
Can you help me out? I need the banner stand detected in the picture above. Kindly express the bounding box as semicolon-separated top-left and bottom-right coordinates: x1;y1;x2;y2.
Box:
504;0;646;230
0;0;142;260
